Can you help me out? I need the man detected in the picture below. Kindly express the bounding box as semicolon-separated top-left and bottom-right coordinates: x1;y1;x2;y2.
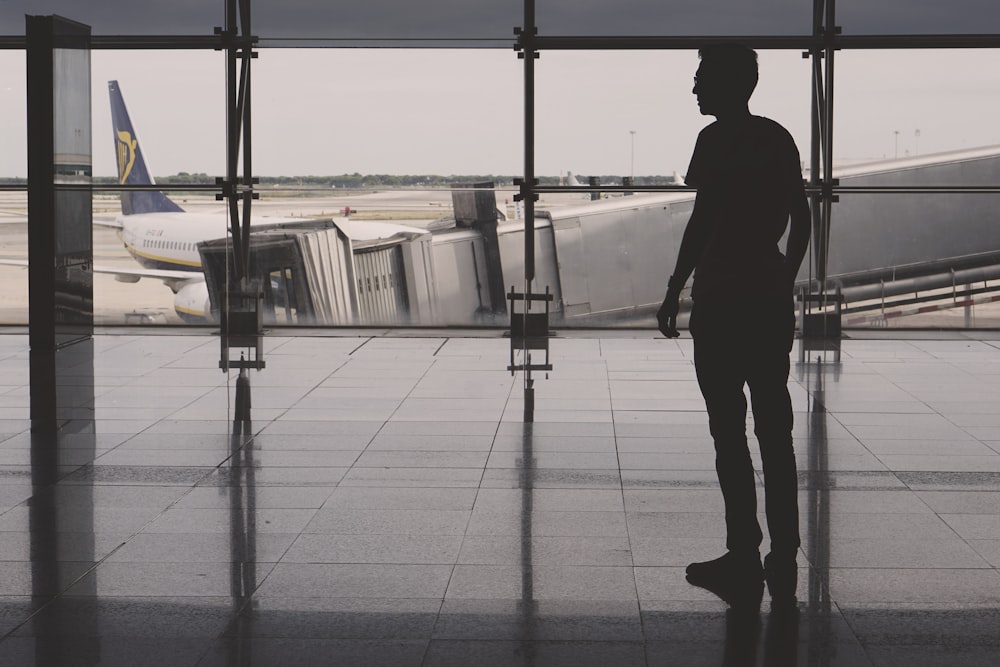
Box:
658;43;811;607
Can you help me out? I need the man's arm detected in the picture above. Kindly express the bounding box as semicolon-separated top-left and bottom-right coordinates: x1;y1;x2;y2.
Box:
783;183;811;283
657;192;713;336
671;194;714;288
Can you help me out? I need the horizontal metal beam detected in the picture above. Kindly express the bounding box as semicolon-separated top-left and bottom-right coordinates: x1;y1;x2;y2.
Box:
534;185;1000;195
91;184;224;192
533;33;1000;51
820;185;1000;194
2;32;999;51
837;34;1000;49
1;35;226;50
533;35;815;50
5;183;995;196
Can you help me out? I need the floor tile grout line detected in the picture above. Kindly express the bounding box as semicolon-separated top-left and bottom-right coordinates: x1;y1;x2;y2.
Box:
348;336;375;356
606;346;649;640
432;338;449;357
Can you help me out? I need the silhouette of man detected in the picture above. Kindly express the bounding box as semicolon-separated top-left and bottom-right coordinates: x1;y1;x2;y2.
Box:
657;43;810;607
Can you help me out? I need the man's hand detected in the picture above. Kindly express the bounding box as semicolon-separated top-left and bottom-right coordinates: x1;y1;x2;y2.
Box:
657;286;681;338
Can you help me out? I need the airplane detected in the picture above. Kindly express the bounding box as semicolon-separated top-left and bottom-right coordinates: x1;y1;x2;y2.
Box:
98;80;297;321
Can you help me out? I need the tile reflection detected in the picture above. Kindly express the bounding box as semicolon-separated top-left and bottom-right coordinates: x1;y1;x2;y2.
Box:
29;427;98;661
800;353;836;667
223;421;259;667
517;421;538;659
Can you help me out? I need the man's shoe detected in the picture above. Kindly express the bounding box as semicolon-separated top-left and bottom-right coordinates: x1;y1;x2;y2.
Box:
686;551;764;608
763;552;798;607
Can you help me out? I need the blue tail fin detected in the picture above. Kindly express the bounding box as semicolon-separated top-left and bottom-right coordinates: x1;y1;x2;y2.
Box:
108;80;185;215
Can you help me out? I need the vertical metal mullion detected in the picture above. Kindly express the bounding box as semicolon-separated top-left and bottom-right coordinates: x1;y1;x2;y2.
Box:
810;0;826;296
822;0;837;302
517;0;539;424
521;0;536;291
239;49;252;282
225;0;243;280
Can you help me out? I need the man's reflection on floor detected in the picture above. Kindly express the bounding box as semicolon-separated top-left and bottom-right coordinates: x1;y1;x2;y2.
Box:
516;418;538;666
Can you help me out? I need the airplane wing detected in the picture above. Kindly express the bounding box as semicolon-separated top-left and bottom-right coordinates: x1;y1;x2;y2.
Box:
0;259;198;293
94;216;123;229
93;263;199;293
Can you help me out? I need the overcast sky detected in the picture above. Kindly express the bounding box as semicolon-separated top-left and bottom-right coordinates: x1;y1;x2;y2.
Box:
2;2;999;178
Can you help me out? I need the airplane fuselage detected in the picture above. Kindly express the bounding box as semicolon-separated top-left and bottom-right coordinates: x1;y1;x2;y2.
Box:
117;211;224;272
116;211;306;273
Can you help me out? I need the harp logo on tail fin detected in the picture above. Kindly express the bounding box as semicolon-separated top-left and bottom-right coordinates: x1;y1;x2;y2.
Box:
116;130;137;184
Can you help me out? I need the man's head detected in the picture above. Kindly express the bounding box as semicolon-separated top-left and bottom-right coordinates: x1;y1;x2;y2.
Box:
693;43;758;117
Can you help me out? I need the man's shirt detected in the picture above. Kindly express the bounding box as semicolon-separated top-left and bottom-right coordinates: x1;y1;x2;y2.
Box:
685;115;804;304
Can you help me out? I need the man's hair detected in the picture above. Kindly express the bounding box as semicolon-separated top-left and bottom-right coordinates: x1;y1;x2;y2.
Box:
698;43;759;102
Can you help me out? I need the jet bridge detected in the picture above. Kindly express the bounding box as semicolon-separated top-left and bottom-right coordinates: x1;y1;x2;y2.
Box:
199;218;436;326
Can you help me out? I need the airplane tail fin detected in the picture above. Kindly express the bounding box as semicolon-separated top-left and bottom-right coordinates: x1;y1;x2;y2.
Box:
566;171;582;187
108;80;184;215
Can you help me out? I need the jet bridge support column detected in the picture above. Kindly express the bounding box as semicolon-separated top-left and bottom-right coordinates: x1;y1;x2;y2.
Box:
452;182;508;319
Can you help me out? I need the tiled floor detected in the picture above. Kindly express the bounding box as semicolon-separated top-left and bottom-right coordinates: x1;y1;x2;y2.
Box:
0;329;998;665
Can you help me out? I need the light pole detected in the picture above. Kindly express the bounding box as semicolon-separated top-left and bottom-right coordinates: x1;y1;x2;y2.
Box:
629;130;636;180
915;128;921;155
894;130;900;159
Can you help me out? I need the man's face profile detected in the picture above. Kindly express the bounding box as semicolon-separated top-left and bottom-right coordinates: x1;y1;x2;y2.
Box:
692;64;723;116
692;59;748;117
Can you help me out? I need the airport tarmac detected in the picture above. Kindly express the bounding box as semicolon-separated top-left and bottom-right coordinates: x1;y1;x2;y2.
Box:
1;189;1000;329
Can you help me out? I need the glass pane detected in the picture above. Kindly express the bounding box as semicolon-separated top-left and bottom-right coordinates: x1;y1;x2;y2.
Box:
0;50;27;325
1;2;220;36
0;51;27;178
90;51;224;326
92;51;224;180
533;50;811;328
535;50;811;183
207;49;524;328
839;1;1000;35
7;2;1000;40
834;50;1000;177
538;0;811;37
255;1;517;46
252;49;520;176
826;193;1000;329
2;1;516;43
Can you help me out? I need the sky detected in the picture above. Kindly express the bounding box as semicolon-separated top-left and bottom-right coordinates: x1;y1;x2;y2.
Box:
1;1;1000;178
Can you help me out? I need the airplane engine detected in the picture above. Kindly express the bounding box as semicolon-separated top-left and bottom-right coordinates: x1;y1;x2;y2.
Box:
174;280;212;323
